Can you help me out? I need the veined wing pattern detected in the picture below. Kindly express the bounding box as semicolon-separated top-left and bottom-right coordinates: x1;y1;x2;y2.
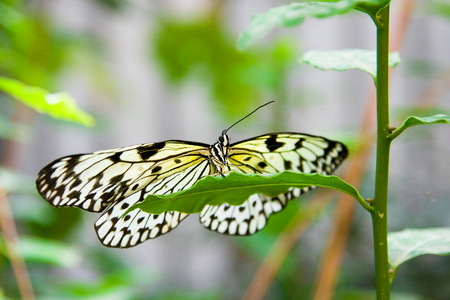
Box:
36;132;347;248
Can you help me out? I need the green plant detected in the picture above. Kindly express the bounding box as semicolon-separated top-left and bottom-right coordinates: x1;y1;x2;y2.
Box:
132;0;450;298
239;1;450;298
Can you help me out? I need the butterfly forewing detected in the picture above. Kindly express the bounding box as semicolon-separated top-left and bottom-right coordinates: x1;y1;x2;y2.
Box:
199;133;348;236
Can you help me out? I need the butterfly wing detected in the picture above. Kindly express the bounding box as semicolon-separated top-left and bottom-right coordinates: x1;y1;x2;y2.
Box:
36;140;213;248
200;133;348;235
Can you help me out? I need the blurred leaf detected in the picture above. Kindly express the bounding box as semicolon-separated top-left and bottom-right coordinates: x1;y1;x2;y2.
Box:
0;167;36;195
388;228;450;270
389;114;450;141
0;2;47;83
153;18;260;117
301;49;401;79
399;57;446;79
43;269;153;300
428;0;450;19
0;77;95;126
0;47;46;83
93;0;127;11
9;195;56;227
334;289;376;300
0;2;109;91
237;0;390;50
20;237;82;268
0;236;81;268
153;290;222;300
129;171;367;215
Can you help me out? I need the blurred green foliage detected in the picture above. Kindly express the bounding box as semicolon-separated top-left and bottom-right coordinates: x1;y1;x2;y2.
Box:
0;1;99;298
0;1;69;86
152;17;296;118
429;0;450;19
93;0;128;11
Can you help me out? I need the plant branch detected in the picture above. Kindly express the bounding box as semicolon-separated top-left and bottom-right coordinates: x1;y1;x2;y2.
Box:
371;4;392;299
0;186;35;300
312;1;415;298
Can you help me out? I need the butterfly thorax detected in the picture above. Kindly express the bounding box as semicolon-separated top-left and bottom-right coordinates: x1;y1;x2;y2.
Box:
208;131;231;175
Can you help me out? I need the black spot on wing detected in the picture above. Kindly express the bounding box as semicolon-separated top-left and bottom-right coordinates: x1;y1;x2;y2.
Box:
294;138;304;149
92;173;104;190
109;152;122;163
265;135;285;152
109;174;124;186
69;177;83;190
284;160;292;170
152;165;162;174
137;142;166;160
67;190;81;199
258;161;268;169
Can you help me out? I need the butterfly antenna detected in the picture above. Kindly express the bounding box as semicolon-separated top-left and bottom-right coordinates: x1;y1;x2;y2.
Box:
224;101;275;134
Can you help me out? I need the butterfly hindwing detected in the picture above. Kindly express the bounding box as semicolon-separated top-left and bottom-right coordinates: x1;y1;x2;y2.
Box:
199;133;348;236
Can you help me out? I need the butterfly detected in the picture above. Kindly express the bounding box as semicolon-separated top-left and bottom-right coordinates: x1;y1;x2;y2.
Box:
36;102;348;248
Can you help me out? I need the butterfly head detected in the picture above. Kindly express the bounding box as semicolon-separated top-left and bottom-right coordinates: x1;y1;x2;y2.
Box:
210;130;231;165
210;102;274;172
219;130;230;147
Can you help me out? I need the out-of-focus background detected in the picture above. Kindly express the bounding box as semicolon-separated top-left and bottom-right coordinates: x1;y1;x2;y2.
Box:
1;0;449;299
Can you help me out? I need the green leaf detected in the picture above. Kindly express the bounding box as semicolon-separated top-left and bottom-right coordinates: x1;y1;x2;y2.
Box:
388;228;450;270
0;236;81;268
237;0;391;50
388;114;450;141
129;171;371;215
301;49;401;79
0;77;95;127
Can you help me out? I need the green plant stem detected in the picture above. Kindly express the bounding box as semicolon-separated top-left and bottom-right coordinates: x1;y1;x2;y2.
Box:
371;5;391;300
